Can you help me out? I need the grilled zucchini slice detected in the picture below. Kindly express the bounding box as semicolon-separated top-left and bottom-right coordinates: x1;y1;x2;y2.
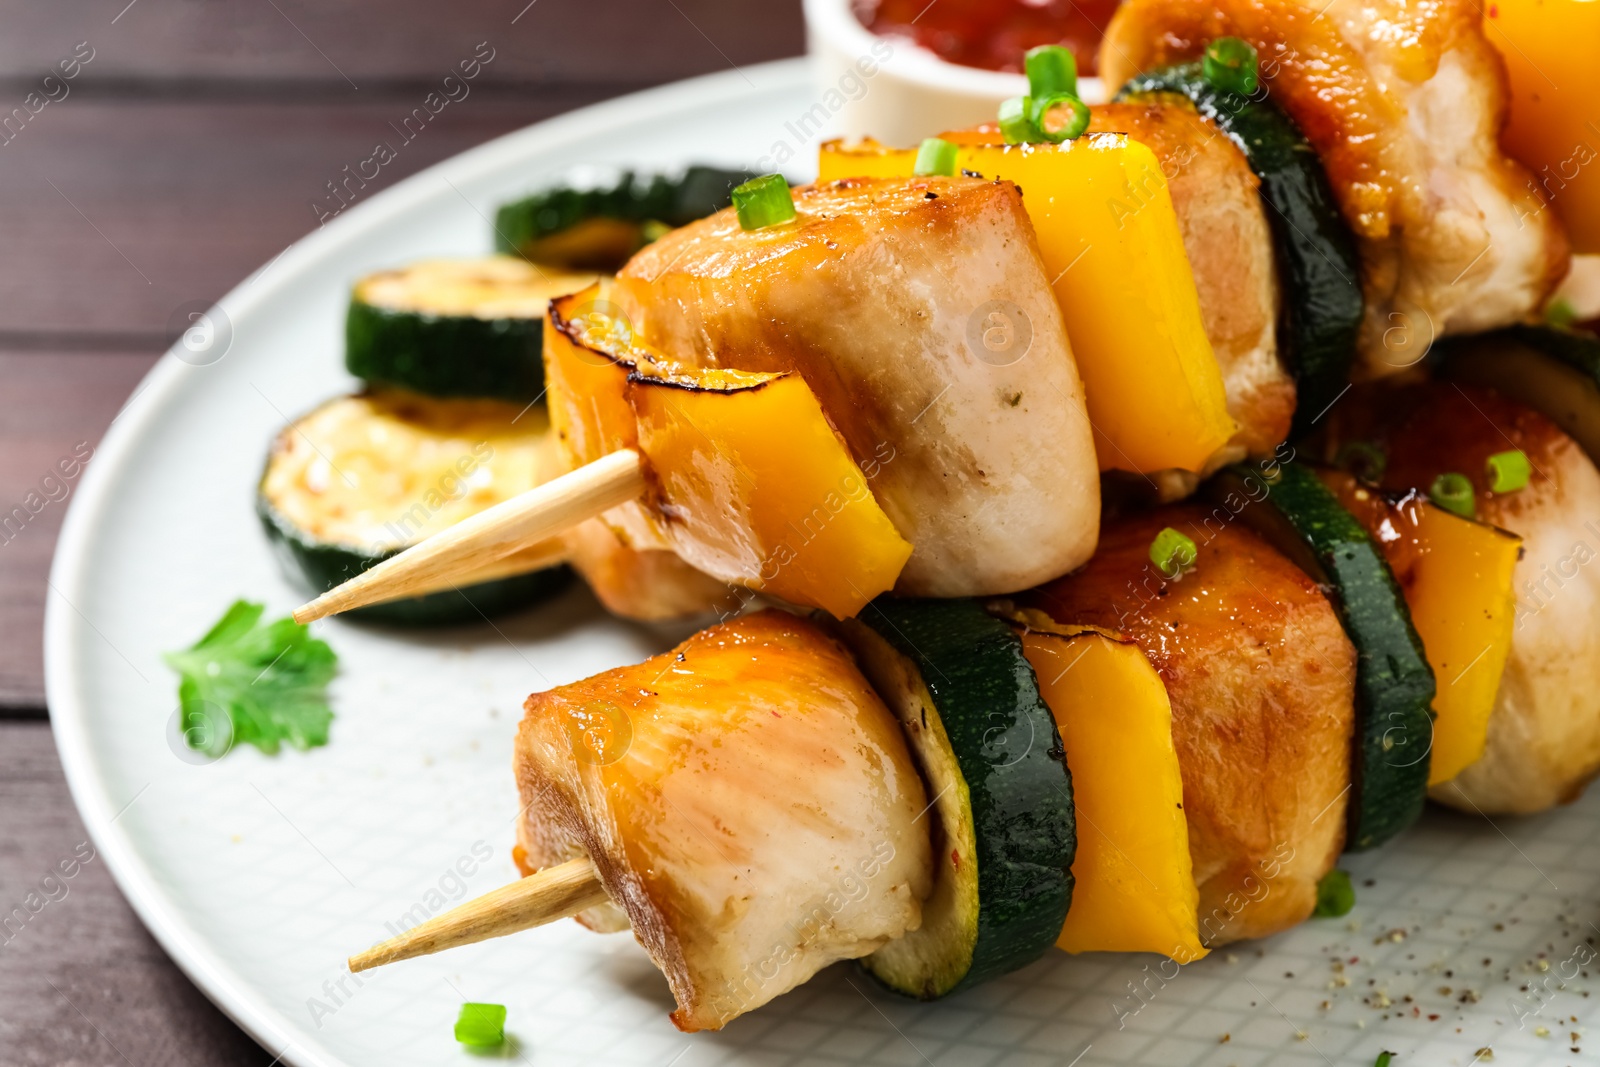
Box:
494;165;759;270
838;599;1075;999
1118;64;1363;438
1207;462;1435;850
346;257;597;402
1436;324;1600;466
258;390;571;625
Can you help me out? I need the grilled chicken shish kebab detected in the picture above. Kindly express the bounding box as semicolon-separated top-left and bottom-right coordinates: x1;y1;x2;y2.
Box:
1315;375;1600;814
1101;0;1571;373
587;174;1101;599
344;371;1600;1026
292;174;1101;624
340;462;1492;1028
296;0;1580;632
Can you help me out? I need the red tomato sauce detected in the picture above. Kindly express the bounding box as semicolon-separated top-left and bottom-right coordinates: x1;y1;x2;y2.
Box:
854;0;1122;77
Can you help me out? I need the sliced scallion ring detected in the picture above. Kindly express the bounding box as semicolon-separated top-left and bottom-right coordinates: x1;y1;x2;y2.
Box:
1545;297;1579;330
1312;869;1355;918
1024;44;1078;100
1031;92;1091;142
914;137;958;177
1149;526;1198;578
454;1003;507;1047
1203;36;1260;96
731;174;796;231
1428;472;1477;518
1486;449;1531;493
997;95;1040;144
1335;441;1387;486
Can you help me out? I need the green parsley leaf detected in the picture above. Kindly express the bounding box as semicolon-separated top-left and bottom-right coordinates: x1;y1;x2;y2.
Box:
1374;1051;1395;1067
1313;868;1356;918
163;599;337;756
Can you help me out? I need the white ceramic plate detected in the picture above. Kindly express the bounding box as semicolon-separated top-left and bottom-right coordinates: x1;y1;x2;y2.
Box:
47;58;1600;1067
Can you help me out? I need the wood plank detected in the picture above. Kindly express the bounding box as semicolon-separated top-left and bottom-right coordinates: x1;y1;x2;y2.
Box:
0;351;157;711
0;96;621;340
0;0;802;86
0;720;274;1066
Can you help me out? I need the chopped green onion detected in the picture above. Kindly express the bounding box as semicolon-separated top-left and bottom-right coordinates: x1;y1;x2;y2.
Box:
1546;297;1579;330
1203;37;1260;96
1429;472;1476;519
1374;1053;1395;1067
731;174;795;231
997;95;1040;144
454;1003;507;1047
913;137;958;177
1025;44;1078;100
1313;868;1355;917
1032;92;1091;143
1486;449;1531;493
1335;441;1387;486
1149;526;1198;578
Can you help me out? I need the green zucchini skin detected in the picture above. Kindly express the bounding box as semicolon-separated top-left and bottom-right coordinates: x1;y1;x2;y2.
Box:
857;598;1075;993
1118;64;1363;438
1435;324;1600;467
1208;462;1435;851
1503;323;1600;375
257;484;571;628
345;299;543;403
494;165;760;263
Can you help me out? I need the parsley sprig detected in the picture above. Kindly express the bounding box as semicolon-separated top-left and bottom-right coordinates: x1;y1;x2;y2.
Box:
164;600;337;757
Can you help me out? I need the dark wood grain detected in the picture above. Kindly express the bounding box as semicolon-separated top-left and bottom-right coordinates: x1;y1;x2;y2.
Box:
0;96;607;341
0;0;806;1059
0;721;274;1067
0;0;803;87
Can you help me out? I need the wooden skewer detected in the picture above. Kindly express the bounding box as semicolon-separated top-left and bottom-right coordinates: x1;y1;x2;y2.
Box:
295;449;646;624
348;857;607;973
384;537;570;602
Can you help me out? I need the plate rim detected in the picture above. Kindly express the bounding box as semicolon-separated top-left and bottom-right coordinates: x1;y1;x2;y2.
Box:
42;56;811;1067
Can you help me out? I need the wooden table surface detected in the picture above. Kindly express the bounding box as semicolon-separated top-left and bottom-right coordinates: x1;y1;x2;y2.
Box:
0;3;801;1061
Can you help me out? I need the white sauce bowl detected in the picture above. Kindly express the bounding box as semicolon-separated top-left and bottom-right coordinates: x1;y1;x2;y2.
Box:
803;0;1105;148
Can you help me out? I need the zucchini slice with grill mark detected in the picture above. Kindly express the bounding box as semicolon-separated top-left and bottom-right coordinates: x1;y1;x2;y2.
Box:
837;599;1075;999
346;257;598;402
1118;65;1363;438
1435;324;1600;466
494;165;760;271
1206;462;1435;851
258;390;572;625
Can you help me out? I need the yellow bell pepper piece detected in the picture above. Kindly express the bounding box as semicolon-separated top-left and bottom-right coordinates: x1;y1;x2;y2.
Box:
1018;627;1206;962
1322;473;1521;785
816;139;918;183
629;366;912;619
819;136;1235;474
544;283;643;470
544;282;680;550
1488;0;1600;253
548;282;913;614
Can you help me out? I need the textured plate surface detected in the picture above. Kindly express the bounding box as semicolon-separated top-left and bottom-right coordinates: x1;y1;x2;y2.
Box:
46;58;1600;1067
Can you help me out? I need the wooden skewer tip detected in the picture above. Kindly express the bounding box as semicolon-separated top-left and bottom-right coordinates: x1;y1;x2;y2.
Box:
347;857;607;973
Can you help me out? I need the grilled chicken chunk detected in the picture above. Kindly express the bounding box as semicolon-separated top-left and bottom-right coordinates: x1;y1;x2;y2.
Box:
1101;0;1570;375
1090;101;1293;463
615;176;1100;598
513;611;933;1031
1317;382;1600;813
1023;508;1355;944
